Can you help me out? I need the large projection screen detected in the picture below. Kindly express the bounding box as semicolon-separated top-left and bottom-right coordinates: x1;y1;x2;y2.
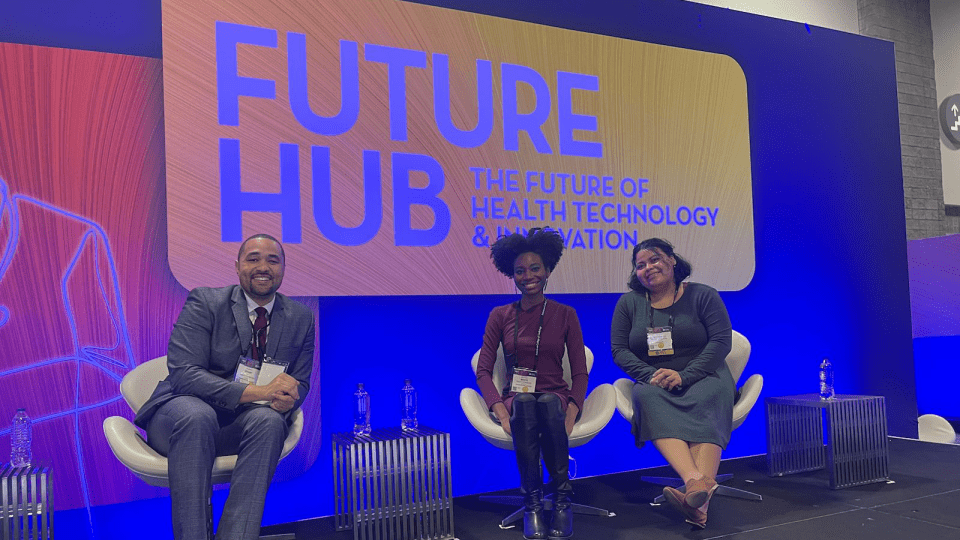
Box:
163;0;754;296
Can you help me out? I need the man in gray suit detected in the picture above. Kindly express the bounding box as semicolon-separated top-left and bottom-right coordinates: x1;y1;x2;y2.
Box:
135;234;315;540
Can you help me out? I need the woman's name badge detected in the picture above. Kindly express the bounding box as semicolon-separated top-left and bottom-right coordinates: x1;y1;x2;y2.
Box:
647;326;675;356
511;368;538;393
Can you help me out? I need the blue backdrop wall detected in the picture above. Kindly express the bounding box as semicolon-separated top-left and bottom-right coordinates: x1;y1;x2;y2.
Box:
1;1;917;538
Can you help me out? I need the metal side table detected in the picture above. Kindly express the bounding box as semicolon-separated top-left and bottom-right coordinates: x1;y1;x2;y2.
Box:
766;394;889;489
1;464;53;540
333;426;454;540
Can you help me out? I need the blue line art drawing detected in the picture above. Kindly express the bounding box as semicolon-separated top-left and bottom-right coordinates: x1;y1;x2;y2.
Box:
0;176;136;522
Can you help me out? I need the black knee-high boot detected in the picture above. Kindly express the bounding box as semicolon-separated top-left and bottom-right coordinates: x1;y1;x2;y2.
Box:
538;395;573;540
511;394;547;540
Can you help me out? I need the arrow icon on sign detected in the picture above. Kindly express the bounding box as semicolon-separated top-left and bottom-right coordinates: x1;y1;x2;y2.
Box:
944;97;960;142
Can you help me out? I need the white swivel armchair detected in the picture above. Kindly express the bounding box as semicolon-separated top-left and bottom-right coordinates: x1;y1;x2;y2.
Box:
613;330;764;502
918;414;957;444
460;345;618;528
102;356;303;540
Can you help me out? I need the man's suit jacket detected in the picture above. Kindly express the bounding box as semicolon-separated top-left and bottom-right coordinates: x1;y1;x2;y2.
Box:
135;285;315;428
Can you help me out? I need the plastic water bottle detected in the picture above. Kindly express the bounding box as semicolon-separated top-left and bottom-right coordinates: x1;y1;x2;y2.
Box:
354;383;371;435
401;379;418;430
819;358;835;400
10;408;32;468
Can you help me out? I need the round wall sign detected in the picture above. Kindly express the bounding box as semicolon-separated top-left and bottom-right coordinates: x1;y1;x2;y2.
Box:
941;93;960;146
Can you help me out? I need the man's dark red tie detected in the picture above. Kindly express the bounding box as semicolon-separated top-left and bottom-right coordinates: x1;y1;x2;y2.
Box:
252;306;268;362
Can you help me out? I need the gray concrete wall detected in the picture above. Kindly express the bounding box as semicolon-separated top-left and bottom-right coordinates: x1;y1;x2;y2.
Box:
859;0;944;240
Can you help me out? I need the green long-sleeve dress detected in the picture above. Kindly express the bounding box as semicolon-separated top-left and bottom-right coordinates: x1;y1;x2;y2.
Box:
611;282;735;448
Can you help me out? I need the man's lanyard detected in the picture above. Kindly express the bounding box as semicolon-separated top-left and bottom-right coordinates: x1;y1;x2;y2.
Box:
246;313;272;362
510;299;548;369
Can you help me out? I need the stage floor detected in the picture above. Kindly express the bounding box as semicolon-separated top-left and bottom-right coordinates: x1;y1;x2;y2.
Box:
263;437;960;539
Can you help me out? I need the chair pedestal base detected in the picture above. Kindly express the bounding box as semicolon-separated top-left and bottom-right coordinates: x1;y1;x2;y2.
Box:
479;495;616;529
641;473;762;503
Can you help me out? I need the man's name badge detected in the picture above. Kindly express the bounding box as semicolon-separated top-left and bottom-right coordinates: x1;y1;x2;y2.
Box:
510;367;538;393
254;357;290;404
234;356;260;384
257;357;288;385
647;326;675;356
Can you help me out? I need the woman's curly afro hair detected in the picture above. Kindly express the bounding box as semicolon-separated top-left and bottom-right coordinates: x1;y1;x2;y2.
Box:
490;228;565;277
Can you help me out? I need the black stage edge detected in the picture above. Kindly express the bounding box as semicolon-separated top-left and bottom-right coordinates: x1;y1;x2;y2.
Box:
262;438;960;539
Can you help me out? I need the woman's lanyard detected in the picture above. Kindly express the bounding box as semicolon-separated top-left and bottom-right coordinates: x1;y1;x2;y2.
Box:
511;299;548;369
646;286;680;357
646;285;680;328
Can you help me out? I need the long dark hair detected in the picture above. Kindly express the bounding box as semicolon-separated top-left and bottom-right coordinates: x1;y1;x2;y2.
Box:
490;228;565;277
627;238;692;292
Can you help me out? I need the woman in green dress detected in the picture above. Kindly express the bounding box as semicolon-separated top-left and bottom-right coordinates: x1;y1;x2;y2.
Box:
611;238;734;528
